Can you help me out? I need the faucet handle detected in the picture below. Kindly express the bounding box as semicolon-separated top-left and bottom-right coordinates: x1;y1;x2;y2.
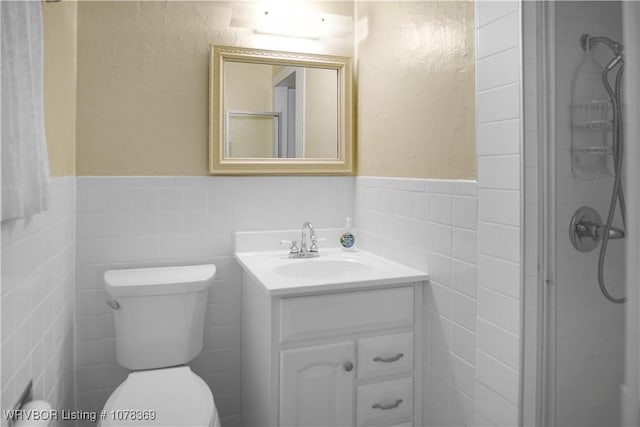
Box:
280;240;299;255
309;237;327;252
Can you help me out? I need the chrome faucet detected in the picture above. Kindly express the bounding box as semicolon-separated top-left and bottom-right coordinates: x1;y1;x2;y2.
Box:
281;222;321;258
300;222;318;255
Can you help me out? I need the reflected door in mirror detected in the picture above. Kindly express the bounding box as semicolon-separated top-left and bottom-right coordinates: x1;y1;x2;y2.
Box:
224;61;338;159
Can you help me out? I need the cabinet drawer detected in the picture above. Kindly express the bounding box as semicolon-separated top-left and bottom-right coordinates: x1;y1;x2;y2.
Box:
280;287;414;343
357;377;413;426
357;333;414;380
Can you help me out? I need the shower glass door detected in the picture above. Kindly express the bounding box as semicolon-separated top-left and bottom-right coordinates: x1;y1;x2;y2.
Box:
523;2;627;426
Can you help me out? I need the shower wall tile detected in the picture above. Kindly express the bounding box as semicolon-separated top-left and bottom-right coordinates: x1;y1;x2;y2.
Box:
478;254;521;299
477;319;520;371
477;119;521;156
476;411;496;427
476;382;519;426
476;1;523;424
476;1;519;27
354;177;478;427
478;189;521;227
75;176;354;423
478;222;521;263
1;177;76;418
477;47;520;92
477;155;520;190
477;288;520;335
476;350;519;404
477;12;520;59
477;84;521;123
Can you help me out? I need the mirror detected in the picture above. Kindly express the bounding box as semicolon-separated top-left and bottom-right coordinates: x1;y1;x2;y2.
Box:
209;45;354;175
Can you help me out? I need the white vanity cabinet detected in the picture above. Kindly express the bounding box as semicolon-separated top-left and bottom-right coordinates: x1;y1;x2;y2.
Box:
241;274;424;427
280;341;355;426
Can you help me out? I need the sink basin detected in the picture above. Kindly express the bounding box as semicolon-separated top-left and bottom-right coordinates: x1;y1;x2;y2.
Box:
233;227;427;295
273;259;374;279
235;246;427;296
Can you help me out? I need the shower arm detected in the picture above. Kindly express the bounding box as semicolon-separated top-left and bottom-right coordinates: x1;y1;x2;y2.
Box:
580;34;624;57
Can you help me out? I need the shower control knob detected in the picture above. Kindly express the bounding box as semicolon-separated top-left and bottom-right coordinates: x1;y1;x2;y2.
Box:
570;206;602;253
343;361;354;372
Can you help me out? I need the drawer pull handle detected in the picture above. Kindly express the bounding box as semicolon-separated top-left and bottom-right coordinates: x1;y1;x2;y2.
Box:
106;300;120;310
372;399;403;410
373;353;404;363
343;361;354;372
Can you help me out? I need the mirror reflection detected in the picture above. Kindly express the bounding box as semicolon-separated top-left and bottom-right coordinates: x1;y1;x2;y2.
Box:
224;61;339;159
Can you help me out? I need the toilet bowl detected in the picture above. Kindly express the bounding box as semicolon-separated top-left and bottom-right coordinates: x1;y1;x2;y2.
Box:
99;264;219;427
100;367;220;427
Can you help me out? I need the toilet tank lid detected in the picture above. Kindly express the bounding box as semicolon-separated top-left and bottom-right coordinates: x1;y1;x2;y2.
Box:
104;264;216;297
101;366;215;427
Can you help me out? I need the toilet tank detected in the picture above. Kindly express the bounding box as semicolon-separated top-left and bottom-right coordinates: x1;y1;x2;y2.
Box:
103;264;216;370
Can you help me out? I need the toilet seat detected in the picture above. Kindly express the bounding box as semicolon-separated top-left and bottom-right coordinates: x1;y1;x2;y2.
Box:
100;366;219;427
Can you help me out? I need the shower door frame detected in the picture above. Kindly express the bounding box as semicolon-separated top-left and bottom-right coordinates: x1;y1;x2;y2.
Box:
537;3;557;425
528;2;640;426
522;2;558;426
622;2;640;424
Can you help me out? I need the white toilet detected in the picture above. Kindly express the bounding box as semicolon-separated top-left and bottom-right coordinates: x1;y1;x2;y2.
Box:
99;264;220;427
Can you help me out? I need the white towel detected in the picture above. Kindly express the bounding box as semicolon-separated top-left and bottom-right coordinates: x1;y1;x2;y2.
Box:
1;0;50;222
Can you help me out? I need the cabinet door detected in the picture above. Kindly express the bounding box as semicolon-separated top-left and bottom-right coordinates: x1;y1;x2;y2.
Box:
280;341;355;427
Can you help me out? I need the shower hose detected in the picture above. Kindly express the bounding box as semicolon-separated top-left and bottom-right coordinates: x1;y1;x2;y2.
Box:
597;59;626;304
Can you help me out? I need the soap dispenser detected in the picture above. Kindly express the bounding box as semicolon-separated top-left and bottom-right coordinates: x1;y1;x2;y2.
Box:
340;217;355;249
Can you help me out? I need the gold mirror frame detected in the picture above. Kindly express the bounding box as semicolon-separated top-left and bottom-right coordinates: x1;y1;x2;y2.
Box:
209;45;354;175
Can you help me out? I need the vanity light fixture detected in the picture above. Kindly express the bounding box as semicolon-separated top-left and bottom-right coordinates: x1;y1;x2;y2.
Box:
254;8;324;39
230;2;351;41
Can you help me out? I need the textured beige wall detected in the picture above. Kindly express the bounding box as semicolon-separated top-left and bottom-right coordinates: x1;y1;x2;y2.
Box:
305;68;339;158
43;0;77;177
76;1;353;176
355;1;476;179
75;1;474;177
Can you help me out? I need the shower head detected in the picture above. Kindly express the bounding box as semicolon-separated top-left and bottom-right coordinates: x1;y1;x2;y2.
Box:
580;34;624;57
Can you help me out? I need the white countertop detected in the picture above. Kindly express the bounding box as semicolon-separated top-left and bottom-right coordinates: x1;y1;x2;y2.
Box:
234;247;429;296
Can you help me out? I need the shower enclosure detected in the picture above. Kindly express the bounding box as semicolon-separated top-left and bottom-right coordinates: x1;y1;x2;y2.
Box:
522;1;637;425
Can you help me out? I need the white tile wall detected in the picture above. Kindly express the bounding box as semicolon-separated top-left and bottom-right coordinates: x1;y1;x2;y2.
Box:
477;119;521;157
479;158;520;191
476;84;521;124
478;222;520;264
354;176;479;427
74;176;354;425
476;48;520;93
1;177;76;425
476;1;519;28
478;189;520;227
477;319;519;371
476;350;519;404
477;11;520;58
475;1;522;425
